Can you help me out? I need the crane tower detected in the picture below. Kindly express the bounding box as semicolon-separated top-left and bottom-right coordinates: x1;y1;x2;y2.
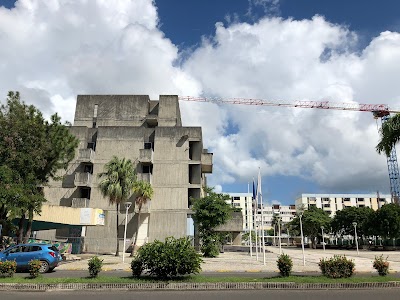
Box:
179;96;400;203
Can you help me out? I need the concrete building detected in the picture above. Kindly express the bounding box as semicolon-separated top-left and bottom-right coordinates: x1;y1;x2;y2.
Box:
36;95;212;253
225;193;296;231
258;204;297;230
226;193;253;231
295;193;392;217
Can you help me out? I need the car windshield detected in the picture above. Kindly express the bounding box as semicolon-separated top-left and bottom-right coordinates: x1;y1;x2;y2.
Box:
49;246;59;252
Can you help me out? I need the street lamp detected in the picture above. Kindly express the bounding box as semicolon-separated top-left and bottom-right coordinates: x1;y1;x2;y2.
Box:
123;202;132;263
298;210;306;266
352;222;359;256
277;216;282;255
321;226;325;252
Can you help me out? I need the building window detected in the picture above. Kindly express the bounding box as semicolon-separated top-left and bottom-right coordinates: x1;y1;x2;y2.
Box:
344;198;350;201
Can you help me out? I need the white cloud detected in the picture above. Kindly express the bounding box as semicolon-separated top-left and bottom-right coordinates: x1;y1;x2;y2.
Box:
183;16;400;193
0;0;199;120
1;1;399;196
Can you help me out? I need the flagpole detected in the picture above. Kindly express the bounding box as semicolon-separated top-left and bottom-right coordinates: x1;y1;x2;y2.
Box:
258;168;266;265
248;182;253;257
253;178;259;261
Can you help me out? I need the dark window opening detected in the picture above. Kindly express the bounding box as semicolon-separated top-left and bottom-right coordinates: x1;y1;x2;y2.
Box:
142;165;153;174
81;188;91;199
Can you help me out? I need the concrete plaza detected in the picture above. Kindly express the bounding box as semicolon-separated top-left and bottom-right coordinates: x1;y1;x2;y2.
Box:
58;246;400;274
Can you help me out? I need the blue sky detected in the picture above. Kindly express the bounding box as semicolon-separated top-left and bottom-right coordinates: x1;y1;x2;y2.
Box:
1;0;400;205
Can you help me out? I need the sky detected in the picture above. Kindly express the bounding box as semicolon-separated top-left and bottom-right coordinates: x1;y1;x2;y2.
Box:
1;0;400;205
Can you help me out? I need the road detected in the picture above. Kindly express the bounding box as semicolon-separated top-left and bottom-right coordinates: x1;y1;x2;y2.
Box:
2;289;400;300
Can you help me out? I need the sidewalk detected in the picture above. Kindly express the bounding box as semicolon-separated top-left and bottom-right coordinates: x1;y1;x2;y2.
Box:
57;246;400;274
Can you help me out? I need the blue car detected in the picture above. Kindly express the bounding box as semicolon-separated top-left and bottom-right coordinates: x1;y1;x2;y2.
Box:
0;243;62;273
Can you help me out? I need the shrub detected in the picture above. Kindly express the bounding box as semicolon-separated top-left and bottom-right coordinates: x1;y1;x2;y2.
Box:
28;259;42;278
131;236;202;279
200;234;220;258
0;260;17;277
318;255;355;278
88;256;103;278
277;253;293;277
373;255;389;276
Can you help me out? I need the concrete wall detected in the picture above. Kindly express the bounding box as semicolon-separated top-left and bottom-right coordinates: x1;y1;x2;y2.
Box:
38;95;212;254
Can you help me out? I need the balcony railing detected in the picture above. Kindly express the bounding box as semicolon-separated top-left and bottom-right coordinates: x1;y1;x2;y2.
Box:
201;152;213;173
137;173;152;184
139;149;153;163
134;201;151;214
77;149;95;163
72;198;90;208
74;172;92;187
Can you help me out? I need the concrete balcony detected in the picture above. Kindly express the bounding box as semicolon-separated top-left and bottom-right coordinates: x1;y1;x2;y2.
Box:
145;114;158;126
74;172;93;187
77;149;95;163
72;198;90;208
134;201;151;214
201;152;213;173
137;173;152;184
139;149;153;163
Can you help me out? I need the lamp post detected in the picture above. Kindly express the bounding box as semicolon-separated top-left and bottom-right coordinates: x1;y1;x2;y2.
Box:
352;222;359;256
123;202;132;263
298;211;306;266
321;226;325;252
277;216;282;255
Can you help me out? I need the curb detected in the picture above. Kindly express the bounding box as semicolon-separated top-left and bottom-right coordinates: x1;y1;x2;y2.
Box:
1;281;400;291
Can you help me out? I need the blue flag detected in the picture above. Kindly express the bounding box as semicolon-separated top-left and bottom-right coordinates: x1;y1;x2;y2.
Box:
252;180;256;200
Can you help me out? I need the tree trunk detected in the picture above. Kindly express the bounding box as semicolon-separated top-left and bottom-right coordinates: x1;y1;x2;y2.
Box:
131;204;142;257
17;214;26;244
23;209;34;243
115;203;120;256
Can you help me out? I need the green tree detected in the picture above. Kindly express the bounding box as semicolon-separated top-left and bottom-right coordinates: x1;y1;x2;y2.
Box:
192;187;233;257
131;180;153;256
289;206;331;248
376;114;400;156
98;156;136;256
373;204;400;240
242;230;256;244
0;91;78;243
331;206;374;237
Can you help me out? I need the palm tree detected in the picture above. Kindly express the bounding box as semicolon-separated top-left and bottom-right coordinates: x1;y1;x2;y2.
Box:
131;180;153;256
376;114;400;156
98;156;136;256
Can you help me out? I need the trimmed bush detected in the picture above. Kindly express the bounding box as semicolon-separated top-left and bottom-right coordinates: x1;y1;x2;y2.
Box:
88;256;103;278
277;253;293;277
131;236;202;279
0;260;17;277
200;234;220;258
28;259;42;278
319;255;355;278
373;255;389;276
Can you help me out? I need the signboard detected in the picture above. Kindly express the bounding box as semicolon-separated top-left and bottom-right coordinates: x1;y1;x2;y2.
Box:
80;208;92;225
95;209;105;226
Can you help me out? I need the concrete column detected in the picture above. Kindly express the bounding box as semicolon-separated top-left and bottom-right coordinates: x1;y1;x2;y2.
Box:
232;232;242;246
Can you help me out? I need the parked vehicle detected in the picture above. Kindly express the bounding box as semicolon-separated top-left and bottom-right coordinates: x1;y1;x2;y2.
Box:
0;243;62;273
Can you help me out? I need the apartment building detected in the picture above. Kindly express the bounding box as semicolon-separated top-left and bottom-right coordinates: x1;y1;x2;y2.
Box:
226;193;296;231
36;95;212;253
295;194;392;217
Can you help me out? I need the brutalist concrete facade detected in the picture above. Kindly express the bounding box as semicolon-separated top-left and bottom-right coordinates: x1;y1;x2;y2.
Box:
37;95;212;253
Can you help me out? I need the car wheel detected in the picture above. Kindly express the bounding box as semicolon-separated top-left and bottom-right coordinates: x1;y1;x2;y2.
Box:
39;260;50;273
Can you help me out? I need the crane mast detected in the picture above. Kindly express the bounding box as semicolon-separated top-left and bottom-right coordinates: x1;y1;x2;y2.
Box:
179;96;400;203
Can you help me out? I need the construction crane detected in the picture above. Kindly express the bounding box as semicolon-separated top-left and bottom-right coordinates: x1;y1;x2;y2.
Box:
179;96;400;203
